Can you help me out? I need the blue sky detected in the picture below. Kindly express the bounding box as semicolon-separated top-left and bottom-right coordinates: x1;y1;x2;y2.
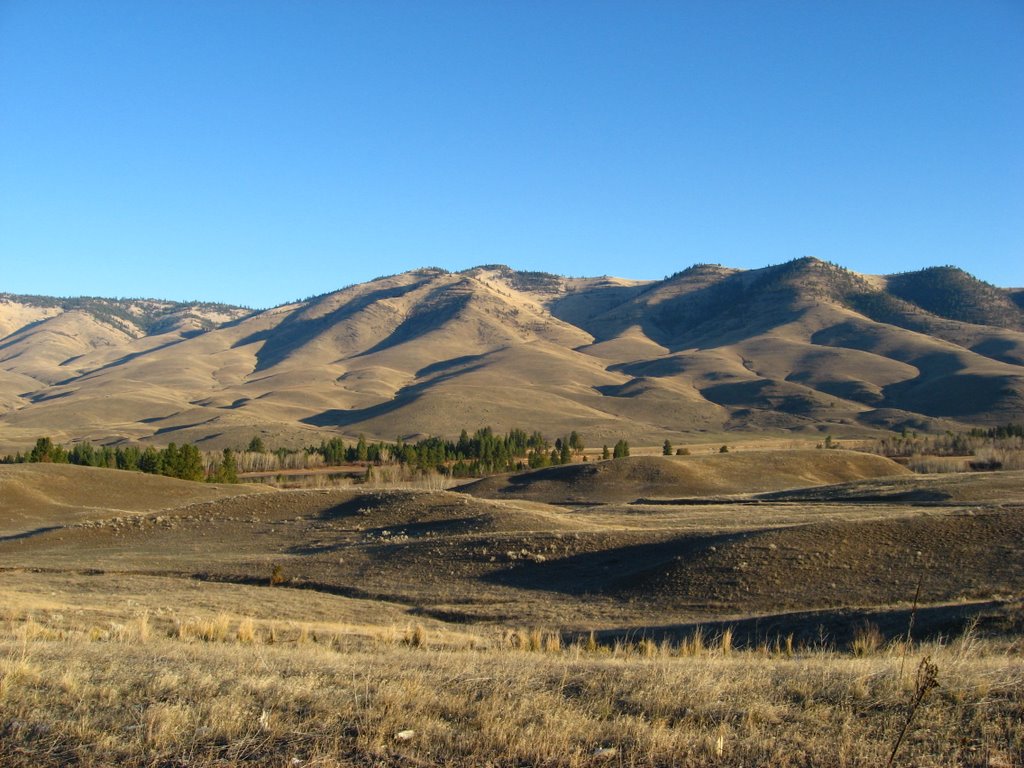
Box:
1;1;1021;308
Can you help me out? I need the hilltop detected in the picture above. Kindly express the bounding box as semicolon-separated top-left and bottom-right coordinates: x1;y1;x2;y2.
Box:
2;259;1022;450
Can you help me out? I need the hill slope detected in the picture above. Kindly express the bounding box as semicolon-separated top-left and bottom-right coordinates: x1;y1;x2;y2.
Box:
0;463;268;537
2;259;1022;449
459;450;910;504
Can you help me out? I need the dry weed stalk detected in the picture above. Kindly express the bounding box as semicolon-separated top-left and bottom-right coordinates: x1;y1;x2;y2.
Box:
886;655;940;768
899;569;924;681
720;627;734;656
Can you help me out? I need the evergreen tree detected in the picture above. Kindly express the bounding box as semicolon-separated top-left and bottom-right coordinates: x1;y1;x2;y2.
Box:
139;446;162;474
69;441;97;466
613;439;630;458
456;429;471;457
117;446;142;471
29;437;67;463
161;443;181;477
317;437;345;465
663;439;673;456
559;439;571;465
528;449;550;469
99;445;116;468
177;444;205;481
214;448;238;483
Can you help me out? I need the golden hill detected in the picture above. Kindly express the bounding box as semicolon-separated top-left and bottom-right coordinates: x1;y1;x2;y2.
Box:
2;259;1022;450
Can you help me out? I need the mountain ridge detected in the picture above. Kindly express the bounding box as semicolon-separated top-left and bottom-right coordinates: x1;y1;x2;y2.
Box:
1;258;1022;450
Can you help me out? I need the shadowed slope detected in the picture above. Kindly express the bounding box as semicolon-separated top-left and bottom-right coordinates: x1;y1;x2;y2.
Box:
485;507;1024;614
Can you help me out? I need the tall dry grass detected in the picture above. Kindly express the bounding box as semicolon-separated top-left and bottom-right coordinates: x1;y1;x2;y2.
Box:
1;609;1021;767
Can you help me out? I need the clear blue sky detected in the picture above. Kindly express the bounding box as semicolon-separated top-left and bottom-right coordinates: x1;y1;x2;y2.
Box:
2;1;1022;308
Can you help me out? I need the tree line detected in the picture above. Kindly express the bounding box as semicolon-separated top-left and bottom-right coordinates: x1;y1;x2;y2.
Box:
306;427;589;476
0;427;639;484
0;437;238;483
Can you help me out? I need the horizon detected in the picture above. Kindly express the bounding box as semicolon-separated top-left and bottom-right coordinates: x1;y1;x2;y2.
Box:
2;2;1021;306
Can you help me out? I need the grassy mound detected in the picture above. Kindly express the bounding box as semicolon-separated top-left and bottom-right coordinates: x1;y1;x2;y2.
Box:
459;450;909;504
0;463;269;536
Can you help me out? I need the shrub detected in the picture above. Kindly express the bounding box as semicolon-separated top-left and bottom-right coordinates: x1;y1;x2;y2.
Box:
269;565;286;586
851;622;884;656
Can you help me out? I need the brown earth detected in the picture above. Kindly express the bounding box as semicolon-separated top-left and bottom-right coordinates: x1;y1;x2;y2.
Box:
1;459;1020;645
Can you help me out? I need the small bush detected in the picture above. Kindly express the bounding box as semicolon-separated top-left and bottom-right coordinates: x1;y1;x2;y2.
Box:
406;624;427;648
236;617;256;644
680;627;705;657
852;622;884;656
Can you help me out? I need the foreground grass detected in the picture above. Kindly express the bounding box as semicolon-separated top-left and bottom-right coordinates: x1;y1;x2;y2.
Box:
1;611;1021;767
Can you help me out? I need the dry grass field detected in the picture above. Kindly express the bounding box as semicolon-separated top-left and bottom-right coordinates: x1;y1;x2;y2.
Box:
2;596;1021;767
1;450;1022;766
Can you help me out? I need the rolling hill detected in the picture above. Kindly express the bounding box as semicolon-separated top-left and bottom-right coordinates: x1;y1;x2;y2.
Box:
1;259;1022;450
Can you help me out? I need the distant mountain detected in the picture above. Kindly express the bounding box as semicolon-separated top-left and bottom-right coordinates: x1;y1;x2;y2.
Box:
1;259;1022;450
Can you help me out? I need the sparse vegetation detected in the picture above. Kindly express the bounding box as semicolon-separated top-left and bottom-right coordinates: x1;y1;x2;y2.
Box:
0;292;250;333
887;266;1024;330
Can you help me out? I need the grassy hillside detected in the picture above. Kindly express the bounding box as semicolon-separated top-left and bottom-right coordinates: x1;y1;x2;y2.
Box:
2;259;1023;449
459;450;909;503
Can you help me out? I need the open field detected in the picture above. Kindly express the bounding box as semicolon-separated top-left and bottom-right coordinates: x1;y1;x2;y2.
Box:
1;449;1022;765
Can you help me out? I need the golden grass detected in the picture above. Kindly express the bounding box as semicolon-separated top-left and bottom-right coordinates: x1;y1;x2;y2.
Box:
1;609;1021;767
